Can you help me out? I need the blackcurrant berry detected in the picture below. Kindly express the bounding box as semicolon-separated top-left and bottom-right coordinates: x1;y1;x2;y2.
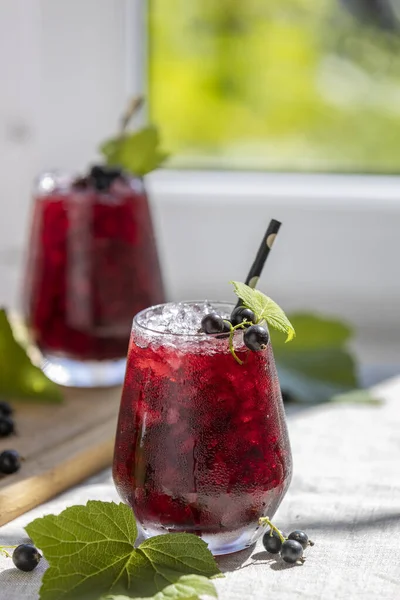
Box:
288;530;309;549
89;165;121;191
262;530;283;554
0;449;21;475
231;307;256;327
12;544;41;572
201;313;225;334
281;539;303;563
243;325;269;351
0;400;13;416
216;320;231;339
0;416;15;437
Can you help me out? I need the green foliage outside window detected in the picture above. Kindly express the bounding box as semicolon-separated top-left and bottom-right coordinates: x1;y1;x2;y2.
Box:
149;0;400;172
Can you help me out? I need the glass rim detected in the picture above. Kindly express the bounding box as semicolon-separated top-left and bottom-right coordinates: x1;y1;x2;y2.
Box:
33;169;144;196
133;300;236;338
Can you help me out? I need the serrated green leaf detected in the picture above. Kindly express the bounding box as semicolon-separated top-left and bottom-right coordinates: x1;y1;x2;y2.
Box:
100;139;121;164
272;313;378;404
100;126;168;176
129;534;222;594
230;281;295;342
0;308;63;402
26;501;221;600
26;501;137;600
104;574;218;600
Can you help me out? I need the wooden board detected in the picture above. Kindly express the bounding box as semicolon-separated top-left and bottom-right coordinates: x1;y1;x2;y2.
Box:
0;386;122;526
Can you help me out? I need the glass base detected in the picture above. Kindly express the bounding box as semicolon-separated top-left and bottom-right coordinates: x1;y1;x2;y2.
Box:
138;523;262;556
41;354;126;388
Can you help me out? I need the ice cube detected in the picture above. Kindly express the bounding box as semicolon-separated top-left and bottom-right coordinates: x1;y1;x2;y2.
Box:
137;301;230;335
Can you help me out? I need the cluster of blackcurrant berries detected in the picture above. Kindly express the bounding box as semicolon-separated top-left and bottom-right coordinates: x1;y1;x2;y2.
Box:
262;528;313;564
1;544;41;572
0;400;21;475
73;165;122;192
201;306;269;351
0;400;15;438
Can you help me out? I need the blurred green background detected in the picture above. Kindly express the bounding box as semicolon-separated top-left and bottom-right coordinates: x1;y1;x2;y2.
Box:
149;0;400;172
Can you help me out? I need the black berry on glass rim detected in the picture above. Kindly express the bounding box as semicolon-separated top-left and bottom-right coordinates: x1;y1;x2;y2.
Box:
201;313;225;334
89;165;122;191
243;325;269;351
12;544;41;572
0;449;21;475
231;307;256;327
216;320;231;339
281;539;304;563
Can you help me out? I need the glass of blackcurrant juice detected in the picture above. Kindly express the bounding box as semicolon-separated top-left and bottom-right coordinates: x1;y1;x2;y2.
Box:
22;167;164;387
113;301;292;555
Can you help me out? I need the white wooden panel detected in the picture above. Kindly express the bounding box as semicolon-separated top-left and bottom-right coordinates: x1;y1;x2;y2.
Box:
0;0;128;307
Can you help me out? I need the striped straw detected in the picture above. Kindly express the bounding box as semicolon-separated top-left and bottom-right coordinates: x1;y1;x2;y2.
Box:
234;218;282;309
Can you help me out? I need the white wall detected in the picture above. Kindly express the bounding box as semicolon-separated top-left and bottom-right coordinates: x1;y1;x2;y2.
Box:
0;0;128;307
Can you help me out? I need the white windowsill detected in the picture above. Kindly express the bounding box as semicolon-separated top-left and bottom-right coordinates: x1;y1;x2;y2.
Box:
147;169;400;208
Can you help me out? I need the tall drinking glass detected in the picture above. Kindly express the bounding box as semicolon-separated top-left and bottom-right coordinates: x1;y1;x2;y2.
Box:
113;301;292;555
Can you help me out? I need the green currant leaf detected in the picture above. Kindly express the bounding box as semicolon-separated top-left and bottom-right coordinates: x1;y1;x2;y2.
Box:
100;126;168;176
230;281;295;342
26;501;221;600
26;501;138;600
104;574;218;600
125;534;222;596
0;308;63;402
272;313;379;404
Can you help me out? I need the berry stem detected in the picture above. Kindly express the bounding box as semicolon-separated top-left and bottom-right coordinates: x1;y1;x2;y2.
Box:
228;332;243;365
226;320;253;365
258;517;286;543
0;545;17;558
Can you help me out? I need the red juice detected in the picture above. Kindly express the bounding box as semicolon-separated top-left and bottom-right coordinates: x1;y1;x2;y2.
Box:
113;302;292;555
23;172;164;366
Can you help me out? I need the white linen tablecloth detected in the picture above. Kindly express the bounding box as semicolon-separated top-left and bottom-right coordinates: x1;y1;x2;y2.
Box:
1;376;400;600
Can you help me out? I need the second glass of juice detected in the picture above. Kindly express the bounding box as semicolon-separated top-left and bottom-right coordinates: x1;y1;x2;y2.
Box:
22;169;164;387
113;301;292;555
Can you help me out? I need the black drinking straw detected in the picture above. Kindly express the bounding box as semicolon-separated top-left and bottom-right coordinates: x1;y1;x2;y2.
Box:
234;218;282;309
